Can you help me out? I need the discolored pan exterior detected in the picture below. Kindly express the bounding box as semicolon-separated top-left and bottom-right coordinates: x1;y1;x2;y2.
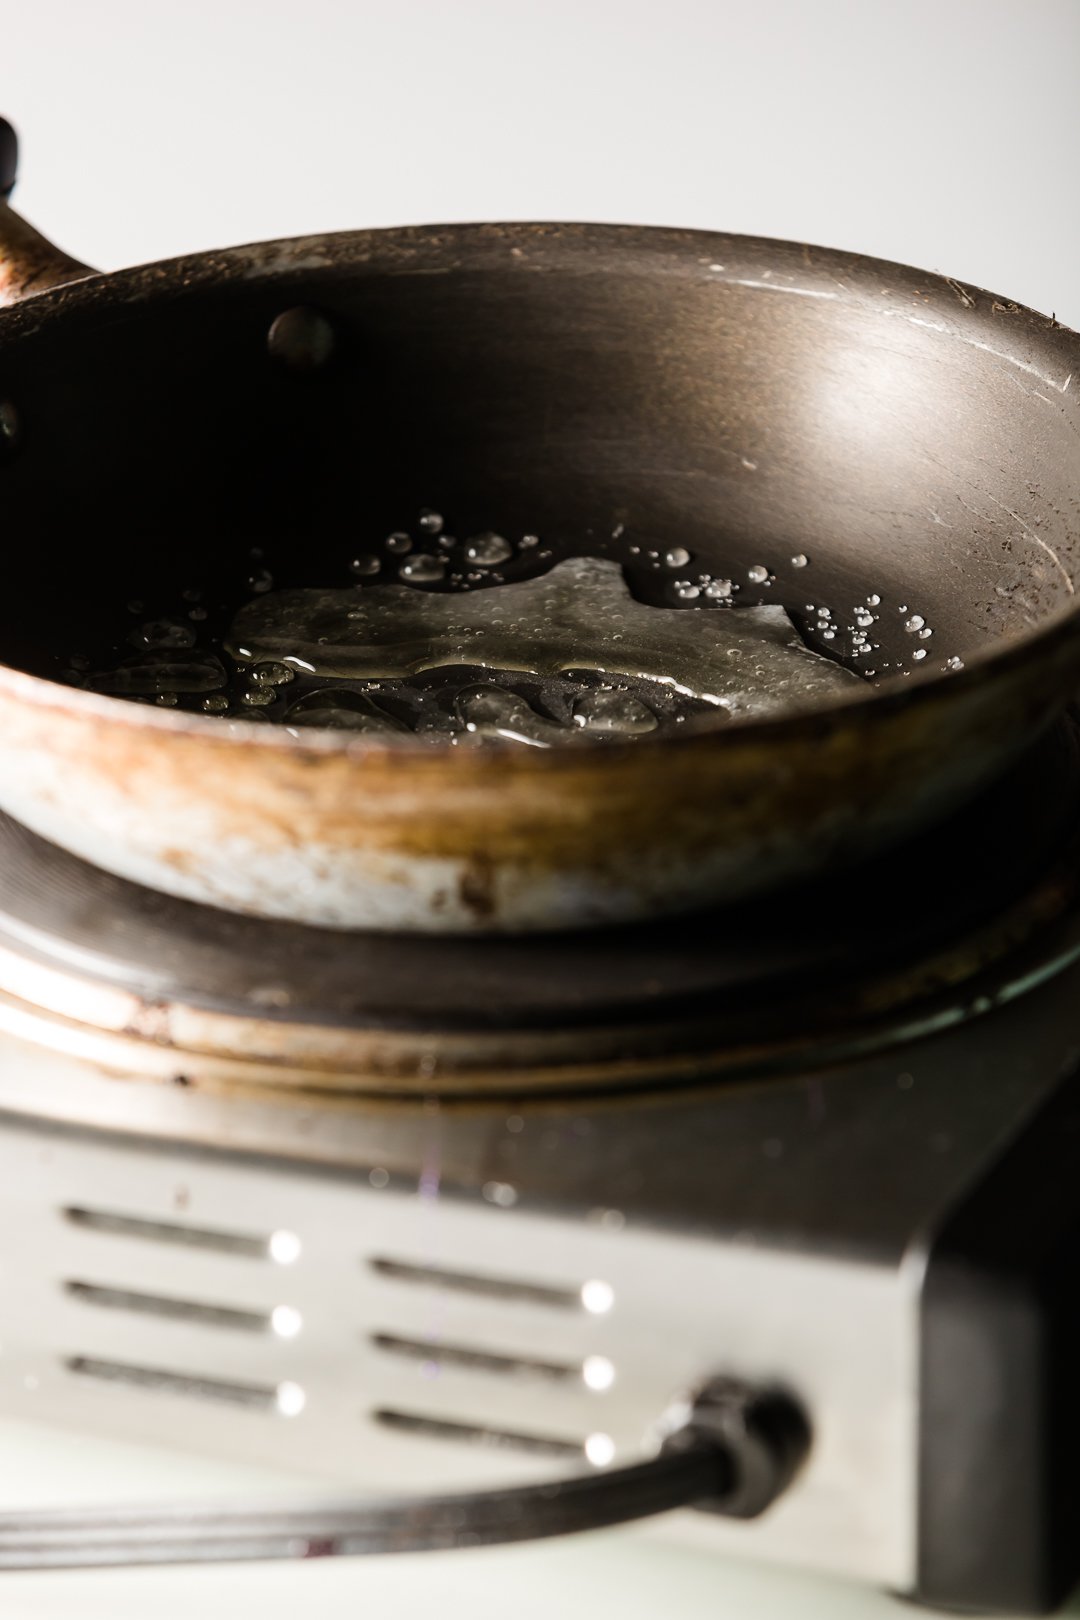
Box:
0;120;1078;931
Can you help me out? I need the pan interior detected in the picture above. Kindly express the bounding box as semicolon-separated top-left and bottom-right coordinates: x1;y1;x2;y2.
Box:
0;229;1077;716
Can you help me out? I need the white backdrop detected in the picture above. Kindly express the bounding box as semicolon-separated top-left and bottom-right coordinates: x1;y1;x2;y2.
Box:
5;0;1080;326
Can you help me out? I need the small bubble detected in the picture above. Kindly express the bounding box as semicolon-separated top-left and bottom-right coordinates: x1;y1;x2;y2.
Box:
464;532;513;567
202;694;230;713
247;568;274;594
519;533;540;549
188;606;208;621
130;620;196;652
155;692;178;706
350;553;381;577
867;593;881;606
675;583;701;601
855;610;874;628
791;553;808;568
747;564;769;583
242;687;276;706
904;615;925;632
946;655;965;671
417;509;443;535
664;546;691;568
913;648;927;661
704;579;733;599
385;532;412;555
399;553;447;584
369;1167;390;1189
252;662;295;686
918;626;933;639
821;628;835;640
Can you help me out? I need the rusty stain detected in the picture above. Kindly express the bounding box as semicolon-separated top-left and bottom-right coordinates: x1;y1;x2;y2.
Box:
459;855;496;922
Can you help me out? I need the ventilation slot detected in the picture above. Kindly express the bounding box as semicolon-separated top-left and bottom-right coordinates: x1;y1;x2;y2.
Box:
369;1258;581;1310
65;1356;278;1411
372;1333;577;1383
373;1407;583;1458
63;1206;272;1260
65;1281;271;1334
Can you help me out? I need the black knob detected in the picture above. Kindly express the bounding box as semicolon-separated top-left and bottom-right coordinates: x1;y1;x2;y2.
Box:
0;119;16;200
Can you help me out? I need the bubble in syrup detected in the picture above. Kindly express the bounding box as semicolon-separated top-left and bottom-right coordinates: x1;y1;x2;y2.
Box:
418;509;444;535
572;688;658;734
247;568;274;594
242;687;276;706
350;554;381;577
155;692;178;706
946;655;965;671
705;579;733;599
904;615;925;632
675;583;701;601
855;611;874;628
129;620;196;652
913;648;927;661
791;553;808;568
867;593;881;606
520;534;540;549
202;693;230;713
399;553;447;584
747;564;769;584
664;546;691;568
464;532;513;567
385;532;412;555
252;662;296;686
918;627;933;639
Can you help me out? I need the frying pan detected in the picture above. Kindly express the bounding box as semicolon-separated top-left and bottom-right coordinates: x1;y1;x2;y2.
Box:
0;117;1078;934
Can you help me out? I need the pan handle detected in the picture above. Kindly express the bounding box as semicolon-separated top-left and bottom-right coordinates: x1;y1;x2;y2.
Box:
0;119;97;307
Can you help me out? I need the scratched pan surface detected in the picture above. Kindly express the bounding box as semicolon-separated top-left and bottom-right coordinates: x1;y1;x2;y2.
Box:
0;120;1078;932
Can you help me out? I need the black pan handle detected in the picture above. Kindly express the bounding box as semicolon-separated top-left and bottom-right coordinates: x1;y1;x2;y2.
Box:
0;118;97;306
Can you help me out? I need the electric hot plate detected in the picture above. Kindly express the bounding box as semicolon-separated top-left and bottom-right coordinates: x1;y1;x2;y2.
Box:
0;722;1079;1612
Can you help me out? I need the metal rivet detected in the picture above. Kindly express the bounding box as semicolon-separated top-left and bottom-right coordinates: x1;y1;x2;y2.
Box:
0;399;21;455
267;307;336;371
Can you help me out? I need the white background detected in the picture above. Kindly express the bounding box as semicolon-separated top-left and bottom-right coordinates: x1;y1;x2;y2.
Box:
5;0;1080;326
3;3;1079;1617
